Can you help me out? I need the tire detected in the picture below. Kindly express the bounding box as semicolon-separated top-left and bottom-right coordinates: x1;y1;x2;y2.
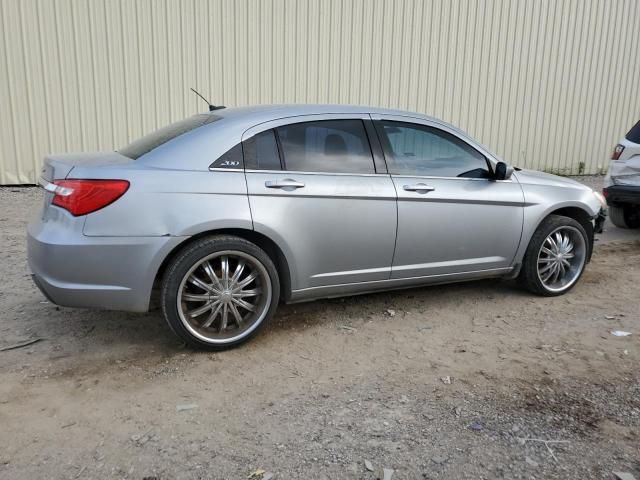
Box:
161;235;280;350
519;215;589;296
608;204;640;229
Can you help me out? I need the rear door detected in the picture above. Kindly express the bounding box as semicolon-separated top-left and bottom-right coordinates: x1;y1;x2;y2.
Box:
372;115;524;279
243;114;397;291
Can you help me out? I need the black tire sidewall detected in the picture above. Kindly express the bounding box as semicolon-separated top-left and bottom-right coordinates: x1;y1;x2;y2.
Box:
520;215;589;296
609;204;640;229
161;235;280;350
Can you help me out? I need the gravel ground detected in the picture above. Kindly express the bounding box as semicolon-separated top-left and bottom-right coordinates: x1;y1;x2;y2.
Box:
0;177;639;480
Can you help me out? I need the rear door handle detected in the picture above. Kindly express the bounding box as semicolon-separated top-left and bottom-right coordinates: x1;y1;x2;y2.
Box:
265;179;306;190
403;183;435;193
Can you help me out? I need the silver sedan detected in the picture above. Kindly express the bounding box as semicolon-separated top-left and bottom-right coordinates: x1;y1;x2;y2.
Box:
27;105;607;349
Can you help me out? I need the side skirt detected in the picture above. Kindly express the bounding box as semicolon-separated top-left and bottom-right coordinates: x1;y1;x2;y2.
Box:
287;267;514;304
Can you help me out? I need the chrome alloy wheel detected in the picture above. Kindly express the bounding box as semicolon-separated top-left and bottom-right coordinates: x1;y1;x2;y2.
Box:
536;226;586;293
176;250;272;344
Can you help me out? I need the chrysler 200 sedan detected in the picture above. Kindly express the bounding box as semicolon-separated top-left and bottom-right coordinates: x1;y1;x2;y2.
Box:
28;105;607;349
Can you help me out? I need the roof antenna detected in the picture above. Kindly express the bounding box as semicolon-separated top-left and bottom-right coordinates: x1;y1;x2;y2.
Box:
190;88;225;111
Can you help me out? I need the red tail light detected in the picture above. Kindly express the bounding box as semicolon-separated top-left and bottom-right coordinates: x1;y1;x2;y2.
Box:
611;144;625;160
51;179;130;216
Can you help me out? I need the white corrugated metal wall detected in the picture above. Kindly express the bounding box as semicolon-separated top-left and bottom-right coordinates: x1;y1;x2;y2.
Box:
0;0;638;184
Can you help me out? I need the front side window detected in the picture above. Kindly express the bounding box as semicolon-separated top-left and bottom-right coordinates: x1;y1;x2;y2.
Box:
275;120;375;174
376;121;490;178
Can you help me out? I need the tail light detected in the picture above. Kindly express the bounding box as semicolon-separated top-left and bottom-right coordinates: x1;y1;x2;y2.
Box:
611;144;625;160
49;179;130;216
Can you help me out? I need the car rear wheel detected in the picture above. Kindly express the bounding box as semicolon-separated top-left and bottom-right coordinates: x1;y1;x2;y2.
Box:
608;204;640;229
519;215;588;296
161;235;280;350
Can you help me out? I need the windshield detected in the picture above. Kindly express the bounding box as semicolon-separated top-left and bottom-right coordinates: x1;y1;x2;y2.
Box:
118;114;221;160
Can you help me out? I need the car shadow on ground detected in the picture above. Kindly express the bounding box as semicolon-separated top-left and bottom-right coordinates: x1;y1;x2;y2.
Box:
270;277;527;333
8;276;527;368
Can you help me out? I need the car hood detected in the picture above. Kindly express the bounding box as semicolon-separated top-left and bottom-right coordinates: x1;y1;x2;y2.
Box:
514;169;591;191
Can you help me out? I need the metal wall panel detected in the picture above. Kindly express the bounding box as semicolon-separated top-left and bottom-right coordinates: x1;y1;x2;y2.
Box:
0;0;638;184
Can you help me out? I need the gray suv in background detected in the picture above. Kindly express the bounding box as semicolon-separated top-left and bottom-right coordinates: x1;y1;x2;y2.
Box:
27;105;606;349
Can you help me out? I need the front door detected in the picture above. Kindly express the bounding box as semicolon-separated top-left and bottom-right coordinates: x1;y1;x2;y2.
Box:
244;115;397;291
372;116;525;279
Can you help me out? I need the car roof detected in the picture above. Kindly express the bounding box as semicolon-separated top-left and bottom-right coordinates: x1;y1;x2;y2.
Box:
207;103;486;155
210;103;450;128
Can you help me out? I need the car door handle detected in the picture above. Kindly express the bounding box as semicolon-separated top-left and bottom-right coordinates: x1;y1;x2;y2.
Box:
403;183;435;193
265;179;306;190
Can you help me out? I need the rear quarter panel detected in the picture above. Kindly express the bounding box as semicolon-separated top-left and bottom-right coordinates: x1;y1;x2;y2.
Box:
76;112;255;237
77;167;253;237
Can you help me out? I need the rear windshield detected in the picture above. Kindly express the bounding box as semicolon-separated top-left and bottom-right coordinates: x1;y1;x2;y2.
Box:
118;114;221;159
626;120;640;144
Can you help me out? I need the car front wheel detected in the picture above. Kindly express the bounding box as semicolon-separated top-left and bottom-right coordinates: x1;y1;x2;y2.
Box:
161;235;280;350
519;215;589;296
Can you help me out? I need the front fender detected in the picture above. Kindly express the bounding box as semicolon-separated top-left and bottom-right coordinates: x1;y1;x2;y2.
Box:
513;182;601;265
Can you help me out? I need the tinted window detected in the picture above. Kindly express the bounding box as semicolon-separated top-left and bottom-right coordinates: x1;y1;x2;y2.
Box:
119;114;221;160
376;121;490;178
275;120;375;174
243;130;282;170
626;120;640;144
209;143;243;169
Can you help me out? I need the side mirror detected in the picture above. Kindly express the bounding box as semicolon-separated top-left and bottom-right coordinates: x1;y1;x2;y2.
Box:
494;161;514;181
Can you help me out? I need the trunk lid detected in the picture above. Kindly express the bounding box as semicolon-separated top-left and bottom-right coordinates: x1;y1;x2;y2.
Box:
41;152;132;182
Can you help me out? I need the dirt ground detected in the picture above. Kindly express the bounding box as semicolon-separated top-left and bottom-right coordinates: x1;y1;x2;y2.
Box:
0;179;638;480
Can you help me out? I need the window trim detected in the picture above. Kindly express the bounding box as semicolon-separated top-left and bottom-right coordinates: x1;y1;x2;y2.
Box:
363;119;388;174
209;167;244;173
244;169;382;177
273;128;287;170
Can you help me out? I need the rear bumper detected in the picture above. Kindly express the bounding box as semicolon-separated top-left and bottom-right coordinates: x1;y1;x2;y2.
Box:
27;219;185;312
603;185;640;206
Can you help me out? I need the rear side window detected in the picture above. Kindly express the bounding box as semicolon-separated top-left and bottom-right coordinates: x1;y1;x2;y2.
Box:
375;121;490;178
243;130;282;170
119;114;221;160
275;120;375;174
626;120;640;144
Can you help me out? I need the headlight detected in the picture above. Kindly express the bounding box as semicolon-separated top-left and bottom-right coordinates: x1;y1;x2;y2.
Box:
592;190;607;208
